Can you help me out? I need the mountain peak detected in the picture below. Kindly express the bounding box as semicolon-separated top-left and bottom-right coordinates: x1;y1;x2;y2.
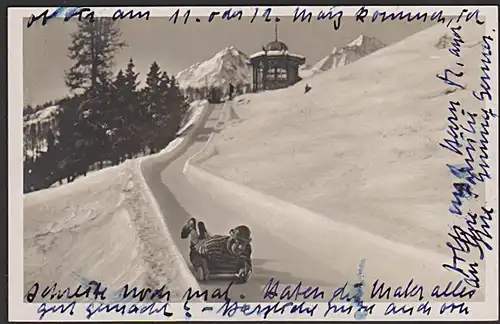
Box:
311;34;385;74
176;46;252;89
348;34;367;47
217;45;247;58
347;34;383;48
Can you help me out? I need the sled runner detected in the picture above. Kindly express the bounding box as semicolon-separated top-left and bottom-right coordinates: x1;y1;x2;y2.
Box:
190;248;252;284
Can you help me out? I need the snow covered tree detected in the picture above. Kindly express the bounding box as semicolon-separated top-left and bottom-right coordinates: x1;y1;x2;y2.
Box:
65;18;126;93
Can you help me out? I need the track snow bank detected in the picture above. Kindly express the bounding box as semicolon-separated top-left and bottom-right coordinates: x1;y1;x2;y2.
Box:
181;24;488;298
24;160;193;302
24;101;214;302
183;130;473;300
138;100;215;297
184;100;228;168
198;23;488;256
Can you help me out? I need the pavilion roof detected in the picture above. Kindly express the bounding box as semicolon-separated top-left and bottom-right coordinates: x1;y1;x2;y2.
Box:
249;50;305;62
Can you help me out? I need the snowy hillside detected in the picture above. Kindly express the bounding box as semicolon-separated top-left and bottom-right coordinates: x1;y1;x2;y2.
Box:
197;23;488;258
24;105;60;160
23;101;207;302
175;46;252;91
23;105;59;126
23;160;195;302
311;34;386;73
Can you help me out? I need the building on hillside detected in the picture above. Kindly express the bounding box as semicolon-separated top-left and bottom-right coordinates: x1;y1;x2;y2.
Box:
249;21;306;92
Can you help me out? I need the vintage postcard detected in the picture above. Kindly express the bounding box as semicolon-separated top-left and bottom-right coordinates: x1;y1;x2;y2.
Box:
8;5;498;321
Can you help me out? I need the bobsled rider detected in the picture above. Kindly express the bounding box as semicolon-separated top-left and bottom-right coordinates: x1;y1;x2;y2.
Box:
181;218;252;273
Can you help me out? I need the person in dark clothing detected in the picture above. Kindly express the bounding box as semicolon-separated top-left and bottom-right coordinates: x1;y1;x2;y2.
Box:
229;83;235;100
181;219;252;272
195;224;252;275
198;221;210;240
181;217;199;247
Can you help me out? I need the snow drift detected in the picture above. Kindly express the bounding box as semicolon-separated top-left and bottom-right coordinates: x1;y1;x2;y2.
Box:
175;46;252;91
312;34;386;73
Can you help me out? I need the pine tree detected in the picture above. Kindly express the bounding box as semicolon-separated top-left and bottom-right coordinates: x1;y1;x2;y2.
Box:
141;62;163;153
125;59;140;93
89;79;117;167
65;18;126;93
119;59;141;158
54;95;93;182
166;76;188;137
58;18;126;175
108;69;127;164
152;71;174;149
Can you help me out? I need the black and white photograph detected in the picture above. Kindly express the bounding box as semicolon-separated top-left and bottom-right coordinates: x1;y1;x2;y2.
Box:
8;5;499;321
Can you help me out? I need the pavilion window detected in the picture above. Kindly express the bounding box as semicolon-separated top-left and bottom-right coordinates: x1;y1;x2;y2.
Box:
276;67;287;81
266;68;276;80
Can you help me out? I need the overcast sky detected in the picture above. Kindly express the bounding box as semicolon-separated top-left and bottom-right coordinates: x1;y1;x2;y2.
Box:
23;16;436;106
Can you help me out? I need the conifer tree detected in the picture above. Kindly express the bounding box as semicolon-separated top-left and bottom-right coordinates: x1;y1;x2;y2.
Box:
165;76;189;137
123;59;142;157
90;79;117;166
56;18;126;177
109;69;127;164
125;59;140;93
141;62;163;153
65;18;126;93
152;71;174;149
54;95;92;182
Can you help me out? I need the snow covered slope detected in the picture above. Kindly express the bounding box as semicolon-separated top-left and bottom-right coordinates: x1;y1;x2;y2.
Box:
24;160;197;302
23;106;60;159
197;23;489;258
23;104;209;302
312;34;386;73
175;46;252;90
23;105;59;126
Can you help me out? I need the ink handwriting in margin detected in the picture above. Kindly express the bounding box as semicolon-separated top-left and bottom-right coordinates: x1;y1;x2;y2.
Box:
437;22;497;293
26;7;151;28
355;7;484;28
217;279;321;319
27;278;174;320
27;6;486;30
165;6;485;29
80;275;173;320
323;259;375;319
182;281;235;318
371;278;475;316
168;8;274;24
